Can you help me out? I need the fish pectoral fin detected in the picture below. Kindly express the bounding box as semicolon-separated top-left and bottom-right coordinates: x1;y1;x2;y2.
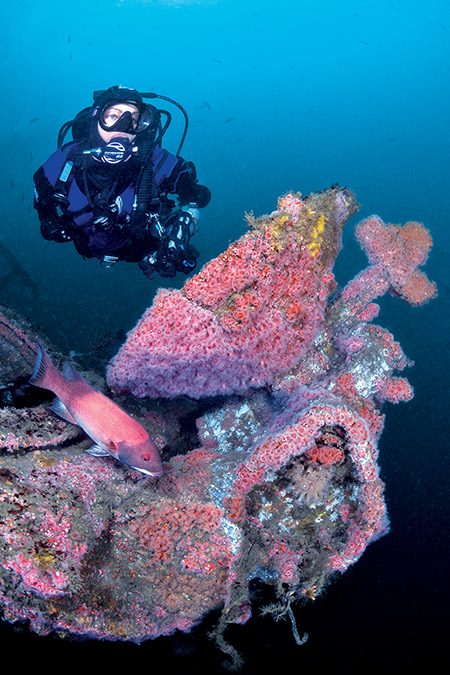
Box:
50;398;78;424
85;444;110;457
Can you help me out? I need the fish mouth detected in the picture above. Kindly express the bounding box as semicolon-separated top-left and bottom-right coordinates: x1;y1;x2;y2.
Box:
131;465;163;478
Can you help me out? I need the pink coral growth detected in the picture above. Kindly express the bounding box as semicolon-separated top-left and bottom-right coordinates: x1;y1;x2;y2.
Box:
306;444;345;465
108;188;356;398
2;554;68;598
108;250;329;398
355;216;437;305
224;401;386;573
277;192;305;222
374;376;414;403
130;501;232;573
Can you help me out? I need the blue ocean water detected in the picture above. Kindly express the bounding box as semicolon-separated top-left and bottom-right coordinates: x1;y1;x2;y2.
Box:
0;0;448;671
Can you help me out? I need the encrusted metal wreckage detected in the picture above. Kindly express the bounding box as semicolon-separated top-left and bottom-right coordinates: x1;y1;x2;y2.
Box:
0;187;436;661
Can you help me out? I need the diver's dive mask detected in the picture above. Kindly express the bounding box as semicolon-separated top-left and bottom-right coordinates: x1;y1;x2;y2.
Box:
97;104;153;135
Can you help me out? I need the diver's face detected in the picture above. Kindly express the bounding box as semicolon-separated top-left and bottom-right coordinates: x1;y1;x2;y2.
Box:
97;102;139;143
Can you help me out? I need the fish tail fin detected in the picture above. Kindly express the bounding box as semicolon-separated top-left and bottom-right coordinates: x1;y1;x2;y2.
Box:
29;343;64;394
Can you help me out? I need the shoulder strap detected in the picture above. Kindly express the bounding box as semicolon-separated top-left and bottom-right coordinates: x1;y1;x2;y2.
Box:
52;143;84;202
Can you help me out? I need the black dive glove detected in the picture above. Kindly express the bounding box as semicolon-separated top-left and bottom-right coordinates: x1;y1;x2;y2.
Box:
92;214;118;232
35;191;72;243
40;215;72;243
139;244;197;279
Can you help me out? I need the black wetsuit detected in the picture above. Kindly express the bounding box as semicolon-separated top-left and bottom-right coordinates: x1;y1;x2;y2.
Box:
33;138;210;275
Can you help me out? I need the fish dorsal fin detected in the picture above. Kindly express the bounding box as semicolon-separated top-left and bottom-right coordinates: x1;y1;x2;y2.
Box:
50;398;78;424
62;362;89;384
85;444;110;457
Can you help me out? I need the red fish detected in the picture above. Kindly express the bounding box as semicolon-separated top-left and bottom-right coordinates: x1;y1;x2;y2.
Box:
29;345;163;477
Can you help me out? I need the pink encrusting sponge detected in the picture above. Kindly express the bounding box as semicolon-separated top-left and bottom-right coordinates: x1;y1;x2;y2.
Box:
355;215;437;305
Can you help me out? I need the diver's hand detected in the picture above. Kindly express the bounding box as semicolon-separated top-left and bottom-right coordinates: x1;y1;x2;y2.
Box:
157;241;197;277
139;236;198;280
101;255;119;268
180;204;200;235
139;252;158;279
176;255;197;274
93;215;116;231
40;216;72;243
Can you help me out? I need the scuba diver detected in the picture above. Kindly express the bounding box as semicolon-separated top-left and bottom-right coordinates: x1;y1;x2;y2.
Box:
33;85;211;278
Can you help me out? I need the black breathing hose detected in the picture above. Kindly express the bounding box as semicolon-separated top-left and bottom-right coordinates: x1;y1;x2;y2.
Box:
141;92;189;156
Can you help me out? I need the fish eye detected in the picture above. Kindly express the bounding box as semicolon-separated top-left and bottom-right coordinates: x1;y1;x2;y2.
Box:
141;453;151;462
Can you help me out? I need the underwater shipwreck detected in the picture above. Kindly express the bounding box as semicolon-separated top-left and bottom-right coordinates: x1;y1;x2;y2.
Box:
0;186;436;659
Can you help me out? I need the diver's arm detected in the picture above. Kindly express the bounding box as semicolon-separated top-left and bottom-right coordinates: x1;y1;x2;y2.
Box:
160;157;210;249
138;157;210;280
162;159;211;208
33;167;72;243
34;198;73;243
